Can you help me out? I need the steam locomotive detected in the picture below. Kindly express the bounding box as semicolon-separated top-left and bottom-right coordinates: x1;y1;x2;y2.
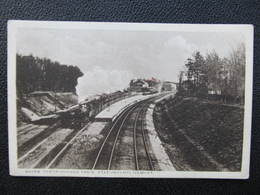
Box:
57;91;129;128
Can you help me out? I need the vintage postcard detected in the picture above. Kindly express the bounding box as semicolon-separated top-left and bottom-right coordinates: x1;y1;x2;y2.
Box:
8;21;253;178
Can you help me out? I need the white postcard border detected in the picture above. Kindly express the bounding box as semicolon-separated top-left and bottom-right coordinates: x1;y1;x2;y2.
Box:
8;20;254;178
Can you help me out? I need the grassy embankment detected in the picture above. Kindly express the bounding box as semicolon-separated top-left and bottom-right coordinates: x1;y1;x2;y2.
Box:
153;96;243;171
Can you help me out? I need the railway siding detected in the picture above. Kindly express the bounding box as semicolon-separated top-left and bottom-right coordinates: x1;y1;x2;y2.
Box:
18;128;74;168
52;122;108;169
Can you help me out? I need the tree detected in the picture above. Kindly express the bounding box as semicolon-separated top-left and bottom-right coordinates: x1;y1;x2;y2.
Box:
226;43;246;103
178;71;185;94
205;50;224;95
184;52;207;97
179;43;245;104
16;54;84;96
185;57;195;94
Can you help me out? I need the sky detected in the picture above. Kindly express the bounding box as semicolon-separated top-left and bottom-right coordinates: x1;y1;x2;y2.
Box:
16;27;245;100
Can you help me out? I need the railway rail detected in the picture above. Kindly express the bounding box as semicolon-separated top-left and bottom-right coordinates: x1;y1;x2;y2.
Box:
18;122;90;169
91;101;141;170
18;93;169;170
92;94;167;170
133;103;154;170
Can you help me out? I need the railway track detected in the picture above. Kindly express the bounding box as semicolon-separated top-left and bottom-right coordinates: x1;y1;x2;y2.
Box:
91;101;140;170
92;94;167;170
133;103;154;170
18;121;61;159
18;123;90;169
18;93;169;169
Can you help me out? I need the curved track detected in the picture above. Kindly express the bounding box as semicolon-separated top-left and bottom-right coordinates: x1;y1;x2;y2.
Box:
133;103;154;170
92;101;141;170
18;93;169;170
92;94;166;170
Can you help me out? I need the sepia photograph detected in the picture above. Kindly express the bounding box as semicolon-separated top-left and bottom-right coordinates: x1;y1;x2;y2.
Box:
8;21;253;178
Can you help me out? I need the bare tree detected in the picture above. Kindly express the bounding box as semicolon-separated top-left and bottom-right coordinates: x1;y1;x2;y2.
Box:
180;43;245;104
226;43;246;103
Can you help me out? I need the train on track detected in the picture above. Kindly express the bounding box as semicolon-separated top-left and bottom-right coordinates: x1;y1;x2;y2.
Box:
57;91;132;128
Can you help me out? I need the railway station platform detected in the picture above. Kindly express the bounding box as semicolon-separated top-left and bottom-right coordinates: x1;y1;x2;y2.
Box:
95;94;154;122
